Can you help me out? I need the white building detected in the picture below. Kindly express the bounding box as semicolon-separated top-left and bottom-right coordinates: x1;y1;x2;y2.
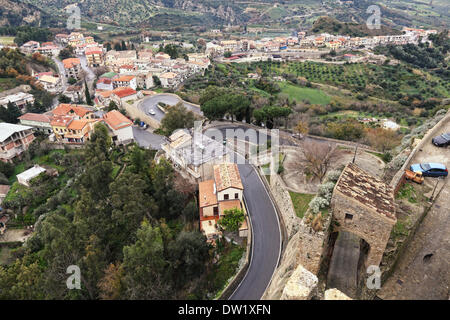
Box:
0;92;35;112
17;165;46;187
103;110;134;145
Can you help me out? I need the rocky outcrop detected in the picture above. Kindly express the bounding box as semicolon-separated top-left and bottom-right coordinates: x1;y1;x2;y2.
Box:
324;288;352;300
263;216;331;299
281;265;318;300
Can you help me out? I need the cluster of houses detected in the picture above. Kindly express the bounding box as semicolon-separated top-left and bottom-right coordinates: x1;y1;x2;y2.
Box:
102;49;210;89
205;27;438;57
20;40;60;57
55;32;105;62
0;103;135;164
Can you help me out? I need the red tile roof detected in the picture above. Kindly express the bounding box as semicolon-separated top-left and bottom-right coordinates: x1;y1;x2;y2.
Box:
18;113;51;123
199;180;218;208
62;58;81;69
52;104;91;118
112;87;137;98
213;163;243;191
97;78;112;84
50;115;73;127
103;110;132;130
335;163;396;220
68;119;89;130
85;47;103;55
219;199;242;216
113;75;135;82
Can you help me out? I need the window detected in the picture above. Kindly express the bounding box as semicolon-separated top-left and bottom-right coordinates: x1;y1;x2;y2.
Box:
345;213;353;221
224;194;229;200
213;207;219;216
235;193;239;199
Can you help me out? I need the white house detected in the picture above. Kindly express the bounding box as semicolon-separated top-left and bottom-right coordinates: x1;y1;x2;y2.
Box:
213;163;244;202
17;165;46;187
103;110;134;145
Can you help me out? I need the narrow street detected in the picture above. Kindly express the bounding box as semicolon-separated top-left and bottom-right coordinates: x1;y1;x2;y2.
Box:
77;54;96;93
51;56;68;106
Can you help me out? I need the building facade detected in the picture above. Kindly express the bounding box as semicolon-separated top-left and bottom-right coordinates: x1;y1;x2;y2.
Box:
0;123;35;163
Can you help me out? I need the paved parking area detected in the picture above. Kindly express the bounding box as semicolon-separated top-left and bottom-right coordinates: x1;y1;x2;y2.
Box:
132;126;166;150
379;120;450;300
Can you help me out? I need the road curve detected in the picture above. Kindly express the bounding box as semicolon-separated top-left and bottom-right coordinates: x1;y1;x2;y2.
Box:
229;162;282;300
202;124;283;299
137;94;203;122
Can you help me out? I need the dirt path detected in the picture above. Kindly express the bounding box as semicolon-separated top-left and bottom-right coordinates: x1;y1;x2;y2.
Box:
0;229;32;243
281;147;385;194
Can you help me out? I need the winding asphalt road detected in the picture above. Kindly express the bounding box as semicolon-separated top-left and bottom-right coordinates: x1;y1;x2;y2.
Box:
230;161;282;300
201;127;282;300
137;94;203;122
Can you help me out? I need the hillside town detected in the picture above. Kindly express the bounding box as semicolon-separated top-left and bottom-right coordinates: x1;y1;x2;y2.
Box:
0;1;449;307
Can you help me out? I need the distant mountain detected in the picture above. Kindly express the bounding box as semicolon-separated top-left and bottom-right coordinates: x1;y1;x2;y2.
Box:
16;0;450;30
309;16;402;37
0;0;42;26
0;0;65;28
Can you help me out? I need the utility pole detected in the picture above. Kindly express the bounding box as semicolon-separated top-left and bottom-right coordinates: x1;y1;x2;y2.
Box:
352;145;358;163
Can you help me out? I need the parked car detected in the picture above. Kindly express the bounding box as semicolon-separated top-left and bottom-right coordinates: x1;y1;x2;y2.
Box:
148;109;156;116
404;169;424;184
410;163;448;177
432;133;450;147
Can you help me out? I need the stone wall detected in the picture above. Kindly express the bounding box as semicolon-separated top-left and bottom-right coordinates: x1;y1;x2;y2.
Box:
263;219;331;299
390;109;450;190
331;190;396;267
269;173;301;238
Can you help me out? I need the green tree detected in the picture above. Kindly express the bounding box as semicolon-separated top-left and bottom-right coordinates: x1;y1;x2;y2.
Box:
218;208;245;232
168;231;209;287
160;102;196;136
107;101;118;111
84;80;92;105
152;75;161;86
121;221;171;299
68;77;77;85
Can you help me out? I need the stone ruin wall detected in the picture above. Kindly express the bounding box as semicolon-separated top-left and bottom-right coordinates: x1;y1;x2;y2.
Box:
263;173;331;299
330;190;396;267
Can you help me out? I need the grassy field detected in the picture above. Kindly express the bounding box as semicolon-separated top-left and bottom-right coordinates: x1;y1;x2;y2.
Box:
254;61;450;101
289;192;315;219
0;78;19;93
0;247;12;265
278;82;331;105
0;36;14;45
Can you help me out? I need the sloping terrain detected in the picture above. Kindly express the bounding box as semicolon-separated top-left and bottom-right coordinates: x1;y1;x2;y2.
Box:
19;0;449;29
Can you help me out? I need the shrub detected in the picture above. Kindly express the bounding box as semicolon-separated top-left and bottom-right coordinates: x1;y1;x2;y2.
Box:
309;196;329;214
326;170;341;183
318;182;336;202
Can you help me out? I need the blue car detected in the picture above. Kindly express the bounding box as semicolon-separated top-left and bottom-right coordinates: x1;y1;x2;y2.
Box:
410;163;448;177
